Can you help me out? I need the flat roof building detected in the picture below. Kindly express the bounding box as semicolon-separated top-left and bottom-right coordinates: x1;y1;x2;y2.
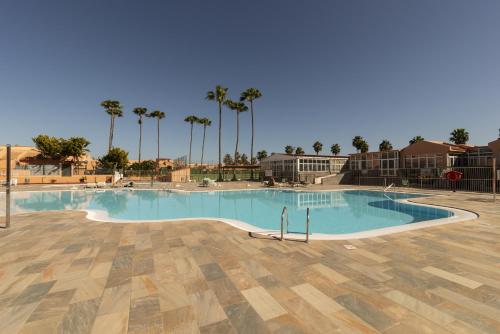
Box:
260;153;348;183
348;150;400;176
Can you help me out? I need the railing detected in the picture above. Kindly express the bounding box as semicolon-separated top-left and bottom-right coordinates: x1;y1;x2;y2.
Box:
190;168;262;182
280;206;288;241
305;207;310;243
2;144;11;229
248;206;311;243
351;166;499;195
384;183;395;192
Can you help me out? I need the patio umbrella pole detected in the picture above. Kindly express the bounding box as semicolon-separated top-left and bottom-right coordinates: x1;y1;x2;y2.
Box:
4;144;11;228
493;158;497;202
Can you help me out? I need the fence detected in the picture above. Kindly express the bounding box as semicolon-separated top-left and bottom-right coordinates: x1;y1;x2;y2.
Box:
351;165;499;194
190;166;262;182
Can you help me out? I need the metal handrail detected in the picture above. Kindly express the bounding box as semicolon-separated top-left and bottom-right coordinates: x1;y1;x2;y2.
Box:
305;207;310;243
280;206;288;241
384;183;395;192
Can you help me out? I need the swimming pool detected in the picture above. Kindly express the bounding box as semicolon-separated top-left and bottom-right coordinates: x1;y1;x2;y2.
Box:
3;189;476;239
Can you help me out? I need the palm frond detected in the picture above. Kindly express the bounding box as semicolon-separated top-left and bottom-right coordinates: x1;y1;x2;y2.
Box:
133;107;148;116
206;91;215;100
184;115;199;123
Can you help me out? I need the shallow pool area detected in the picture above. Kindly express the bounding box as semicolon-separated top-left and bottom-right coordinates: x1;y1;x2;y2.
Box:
2;188;475;238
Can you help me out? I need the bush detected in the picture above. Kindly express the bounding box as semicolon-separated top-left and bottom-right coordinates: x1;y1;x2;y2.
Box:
98;148;129;170
129;160;156;171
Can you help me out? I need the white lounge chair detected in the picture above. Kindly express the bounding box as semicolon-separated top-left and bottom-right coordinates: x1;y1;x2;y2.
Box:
200;178;219;187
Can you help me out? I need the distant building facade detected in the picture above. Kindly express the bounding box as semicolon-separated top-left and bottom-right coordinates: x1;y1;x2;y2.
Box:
348;150;400;176
348;138;500;179
0;145;96;177
260;153;348;182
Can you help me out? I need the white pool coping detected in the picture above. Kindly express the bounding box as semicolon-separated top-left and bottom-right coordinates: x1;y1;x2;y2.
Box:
2;187;478;240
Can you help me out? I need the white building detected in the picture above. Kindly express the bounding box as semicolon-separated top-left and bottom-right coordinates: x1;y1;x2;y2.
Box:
260;153;348;183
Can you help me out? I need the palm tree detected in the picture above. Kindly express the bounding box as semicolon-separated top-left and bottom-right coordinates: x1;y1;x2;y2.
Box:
240;153;249;165
206;85;228;181
360;141;369;153
285;145;294;154
226;100;248;180
449;128;469;145
101;100;123;152
295;147;305;155
240;88;262;179
198;118;211;167
147;111;166;168
330;144;341;156
313;141;323;155
409;136;425;145
184;115;199;166
379;139;393;151
352;136;364;152
256;150;268;162
132;107;148;162
223;153;233;165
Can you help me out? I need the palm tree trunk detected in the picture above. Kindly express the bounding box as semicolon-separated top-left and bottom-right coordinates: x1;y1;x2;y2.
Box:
108;114;114;152
157;119;160;170
138;118;142;163
201;125;206;167
233;112;239;181
218;102;222;182
250;100;254;179
188;123;193;166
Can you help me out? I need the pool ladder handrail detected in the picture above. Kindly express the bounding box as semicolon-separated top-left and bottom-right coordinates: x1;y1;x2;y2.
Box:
305;207;310;243
384;183;395;192
281;206;310;243
280;206;288;241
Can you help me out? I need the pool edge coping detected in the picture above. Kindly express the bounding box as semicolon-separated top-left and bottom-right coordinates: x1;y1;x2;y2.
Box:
1;187;479;240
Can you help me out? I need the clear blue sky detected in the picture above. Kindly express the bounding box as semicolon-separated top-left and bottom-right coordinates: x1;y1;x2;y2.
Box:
1;0;499;161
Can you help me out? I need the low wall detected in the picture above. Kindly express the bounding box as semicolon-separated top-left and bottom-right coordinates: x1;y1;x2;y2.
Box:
0;175;113;184
0;169;32;177
163;168;190;183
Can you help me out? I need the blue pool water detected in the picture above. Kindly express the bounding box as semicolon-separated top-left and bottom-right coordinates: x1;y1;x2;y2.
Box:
6;189;453;234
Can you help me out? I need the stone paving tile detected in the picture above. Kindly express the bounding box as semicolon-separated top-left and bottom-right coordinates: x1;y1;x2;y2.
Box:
27;289;76;322
10;281;56;306
1;186;500;333
56;298;100;334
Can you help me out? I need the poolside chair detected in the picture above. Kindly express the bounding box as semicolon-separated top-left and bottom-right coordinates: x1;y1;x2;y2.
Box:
1;178;18;186
84;183;97;189
264;177;277;187
204;178;220;187
200;178;210;187
96;182;106;188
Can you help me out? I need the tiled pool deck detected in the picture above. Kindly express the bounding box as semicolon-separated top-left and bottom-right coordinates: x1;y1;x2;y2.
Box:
0;184;499;333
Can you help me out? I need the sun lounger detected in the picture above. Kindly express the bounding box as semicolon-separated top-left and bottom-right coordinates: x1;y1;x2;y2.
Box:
84;183;97;189
1;178;17;186
96;182;106;188
264;177;281;187
200;178;218;187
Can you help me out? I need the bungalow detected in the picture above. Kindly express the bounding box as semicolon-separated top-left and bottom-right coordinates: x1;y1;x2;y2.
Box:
0;145;96;177
260;153;349;183
348;150;400;176
400;140;494;168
